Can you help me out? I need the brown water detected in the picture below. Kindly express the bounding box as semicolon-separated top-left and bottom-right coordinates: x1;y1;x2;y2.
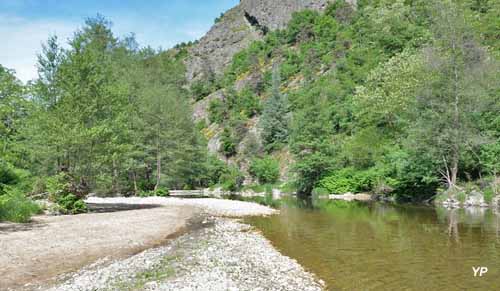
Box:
246;201;500;290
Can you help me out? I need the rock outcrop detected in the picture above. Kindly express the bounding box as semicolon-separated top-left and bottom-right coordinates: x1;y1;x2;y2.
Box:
240;0;330;31
186;6;262;83
186;0;339;83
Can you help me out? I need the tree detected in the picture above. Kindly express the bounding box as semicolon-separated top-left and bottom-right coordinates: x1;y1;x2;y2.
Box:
260;62;289;151
0;65;25;157
290;92;336;195
412;1;499;188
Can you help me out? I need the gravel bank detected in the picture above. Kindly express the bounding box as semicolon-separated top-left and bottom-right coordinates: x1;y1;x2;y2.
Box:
85;197;277;217
50;218;324;291
1;205;197;291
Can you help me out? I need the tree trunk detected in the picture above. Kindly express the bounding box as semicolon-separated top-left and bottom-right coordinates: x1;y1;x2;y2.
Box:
155;128;161;191
132;171;138;195
112;157;118;193
449;25;460;189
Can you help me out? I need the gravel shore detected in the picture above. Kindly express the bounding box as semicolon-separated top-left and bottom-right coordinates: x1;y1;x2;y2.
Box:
85;197;278;217
50;217;323;291
3;197;322;290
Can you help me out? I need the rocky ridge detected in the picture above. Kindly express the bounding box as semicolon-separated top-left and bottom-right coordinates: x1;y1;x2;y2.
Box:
185;0;340;83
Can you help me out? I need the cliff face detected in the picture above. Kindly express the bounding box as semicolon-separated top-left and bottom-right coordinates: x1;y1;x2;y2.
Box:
240;0;329;31
186;0;356;184
185;6;262;83
185;0;334;83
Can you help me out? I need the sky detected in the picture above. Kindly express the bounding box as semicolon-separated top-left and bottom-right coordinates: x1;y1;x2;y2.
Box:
0;0;239;82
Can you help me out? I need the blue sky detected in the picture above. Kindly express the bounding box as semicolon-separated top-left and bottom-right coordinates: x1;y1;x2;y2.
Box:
0;0;239;82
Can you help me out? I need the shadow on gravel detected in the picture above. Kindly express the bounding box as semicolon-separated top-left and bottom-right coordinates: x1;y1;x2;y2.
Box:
86;203;162;213
0;221;47;234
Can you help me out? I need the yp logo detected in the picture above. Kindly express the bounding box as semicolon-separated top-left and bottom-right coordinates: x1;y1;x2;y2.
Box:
472;266;488;277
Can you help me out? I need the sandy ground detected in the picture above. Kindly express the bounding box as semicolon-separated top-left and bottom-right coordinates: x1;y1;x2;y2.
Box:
0;205;199;290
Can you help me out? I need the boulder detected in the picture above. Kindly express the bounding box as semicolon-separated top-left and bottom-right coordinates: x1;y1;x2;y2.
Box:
464;190;485;207
329;192;372;202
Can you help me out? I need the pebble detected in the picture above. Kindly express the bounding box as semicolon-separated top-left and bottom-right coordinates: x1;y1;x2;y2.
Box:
49;218;323;291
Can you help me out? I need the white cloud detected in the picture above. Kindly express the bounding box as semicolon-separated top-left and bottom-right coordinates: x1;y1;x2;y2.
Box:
0;15;77;83
0;13;213;83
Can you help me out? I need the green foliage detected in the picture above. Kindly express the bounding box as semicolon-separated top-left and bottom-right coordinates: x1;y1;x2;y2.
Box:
208;99;226;124
191;80;216;101
319;168;375;194
0;160;20;194
56;194;88;214
220;128;237;157
260;64;289;151
47;173;87;214
0;188;41;223
483;187;494;203
249;156;280;184
1;0;499;206
201;155;229;187
214;13;225;24
220;166;244;192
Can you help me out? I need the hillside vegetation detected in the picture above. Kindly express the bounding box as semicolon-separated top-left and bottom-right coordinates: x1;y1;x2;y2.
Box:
0;0;499;222
195;0;499;201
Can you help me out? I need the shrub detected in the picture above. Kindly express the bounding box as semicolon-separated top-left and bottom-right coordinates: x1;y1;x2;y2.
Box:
220;128;237;157
483;187;494;204
56;193;88;214
203;155;228;187
220;166;244;192
47;173;87;215
235;88;262;118
191;80;214;101
0;188;41;223
139;188;169;197
249;156;280;184
0;160;20;195
208;99;226;124
456;190;467;203
318;168;376;194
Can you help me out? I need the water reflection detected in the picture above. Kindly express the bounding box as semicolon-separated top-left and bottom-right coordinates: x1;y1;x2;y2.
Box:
247;200;500;290
447;208;459;243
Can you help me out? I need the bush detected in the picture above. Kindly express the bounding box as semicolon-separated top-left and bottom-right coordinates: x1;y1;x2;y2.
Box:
203;155;228;187
483;187;494;204
47;173;87;215
220;166;244;192
191;80;215;101
0;160;20;195
0;188;41;222
208;99;226;124
220;128;237;157
318;168;376;194
249;156;280;184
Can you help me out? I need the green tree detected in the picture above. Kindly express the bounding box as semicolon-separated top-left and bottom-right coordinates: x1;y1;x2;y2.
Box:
260;62;289;151
412;1;499;188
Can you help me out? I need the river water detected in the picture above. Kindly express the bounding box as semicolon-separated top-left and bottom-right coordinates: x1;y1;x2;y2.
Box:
246;201;500;290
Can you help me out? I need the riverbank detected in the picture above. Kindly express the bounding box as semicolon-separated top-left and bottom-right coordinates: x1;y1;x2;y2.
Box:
2;197;322;291
50;217;323;291
1;205;197;290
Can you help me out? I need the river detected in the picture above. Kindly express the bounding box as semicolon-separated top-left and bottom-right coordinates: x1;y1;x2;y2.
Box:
246;200;500;290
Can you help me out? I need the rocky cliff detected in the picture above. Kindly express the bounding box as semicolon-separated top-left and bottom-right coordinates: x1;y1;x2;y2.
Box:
186;0;338;83
186;0;356;185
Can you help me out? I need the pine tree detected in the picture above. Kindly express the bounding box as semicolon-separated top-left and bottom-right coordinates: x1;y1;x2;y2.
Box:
260;62;289;152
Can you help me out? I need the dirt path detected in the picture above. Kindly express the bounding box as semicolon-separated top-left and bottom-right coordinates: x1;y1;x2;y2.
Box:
0;205;199;290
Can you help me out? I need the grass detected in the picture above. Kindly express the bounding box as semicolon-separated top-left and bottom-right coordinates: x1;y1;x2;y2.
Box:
483;188;494;204
110;255;178;291
0;188;41;223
